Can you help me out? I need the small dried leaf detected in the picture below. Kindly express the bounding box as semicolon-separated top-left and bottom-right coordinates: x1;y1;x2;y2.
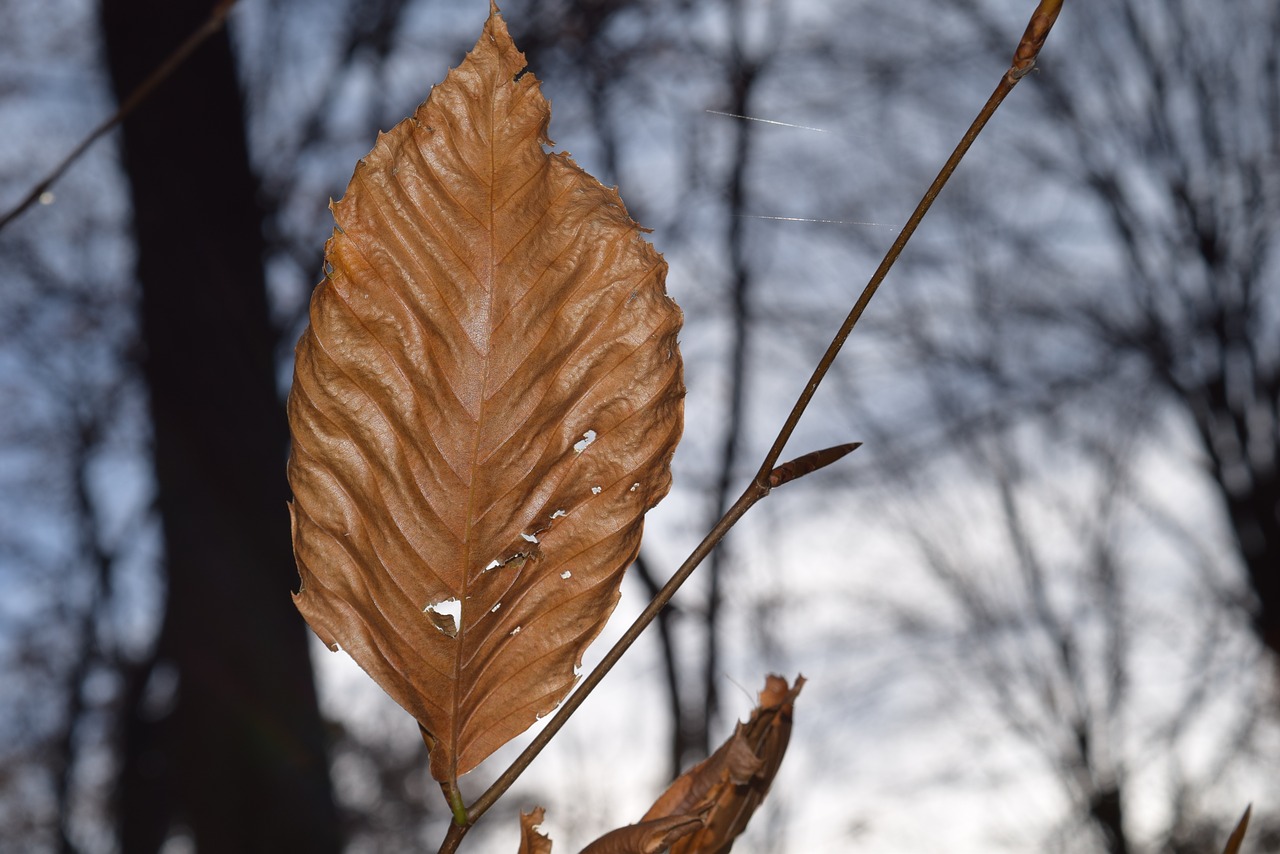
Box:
1221;805;1251;854
664;675;802;854
287;3;683;784
518;807;553;854
643;731;763;820
592;674;802;854
579;813;706;854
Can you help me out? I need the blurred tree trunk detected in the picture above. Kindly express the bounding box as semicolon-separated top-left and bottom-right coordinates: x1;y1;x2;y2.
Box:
99;0;341;850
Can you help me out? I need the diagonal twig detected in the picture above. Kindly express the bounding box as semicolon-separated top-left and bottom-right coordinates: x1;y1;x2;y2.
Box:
441;2;1066;849
0;0;238;232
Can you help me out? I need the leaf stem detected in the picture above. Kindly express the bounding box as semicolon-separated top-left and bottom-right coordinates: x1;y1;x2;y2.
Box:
442;779;468;826
437;3;1063;849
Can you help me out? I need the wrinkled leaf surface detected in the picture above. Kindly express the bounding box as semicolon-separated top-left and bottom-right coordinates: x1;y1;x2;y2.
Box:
580;675;803;854
579;813;706;854
287;4;683;783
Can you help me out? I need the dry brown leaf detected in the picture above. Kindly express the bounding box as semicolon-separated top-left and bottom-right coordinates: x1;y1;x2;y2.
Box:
642;729;763;821
656;674;802;854
579;813;707;854
581;675;802;854
287;2;683;786
518;807;553;854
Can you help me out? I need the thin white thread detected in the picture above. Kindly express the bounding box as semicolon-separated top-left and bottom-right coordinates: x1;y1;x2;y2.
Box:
708;109;891;231
739;214;897;232
705;109;828;133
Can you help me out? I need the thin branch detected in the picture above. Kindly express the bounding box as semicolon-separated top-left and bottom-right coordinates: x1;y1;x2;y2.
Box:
437;3;1064;849
0;0;238;232
752;7;1060;489
462;487;760;839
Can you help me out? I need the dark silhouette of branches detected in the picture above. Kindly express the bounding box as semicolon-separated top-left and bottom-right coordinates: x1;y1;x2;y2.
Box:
825;0;1280;847
1028;0;1280;658
876;0;1280;657
0;193;147;850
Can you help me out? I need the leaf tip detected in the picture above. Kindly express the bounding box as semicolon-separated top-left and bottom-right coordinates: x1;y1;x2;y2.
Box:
767;442;861;488
1009;0;1064;79
1221;804;1252;854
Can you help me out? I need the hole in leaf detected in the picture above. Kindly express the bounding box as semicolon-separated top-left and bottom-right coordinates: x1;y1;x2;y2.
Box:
510;626;522;636
550;509;567;519
424;598;461;637
573;429;597;453
560;570;571;579
521;532;539;544
591;486;602;495
484;559;502;571
629;482;640;492
491;602;501;613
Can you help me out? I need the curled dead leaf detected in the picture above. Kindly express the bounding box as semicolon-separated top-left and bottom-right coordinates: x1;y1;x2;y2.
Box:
642;729;763;821
581;675;803;854
518;807;552;854
287;4;683;786
660;674;803;854
579;813;707;854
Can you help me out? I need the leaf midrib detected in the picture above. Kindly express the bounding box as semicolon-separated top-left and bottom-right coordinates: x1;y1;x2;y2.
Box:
448;64;507;786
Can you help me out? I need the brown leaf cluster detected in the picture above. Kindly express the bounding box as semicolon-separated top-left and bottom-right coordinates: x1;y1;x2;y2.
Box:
287;3;683;785
523;675;802;854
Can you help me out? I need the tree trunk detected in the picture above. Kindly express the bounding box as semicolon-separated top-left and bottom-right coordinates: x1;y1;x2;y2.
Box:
99;0;341;850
